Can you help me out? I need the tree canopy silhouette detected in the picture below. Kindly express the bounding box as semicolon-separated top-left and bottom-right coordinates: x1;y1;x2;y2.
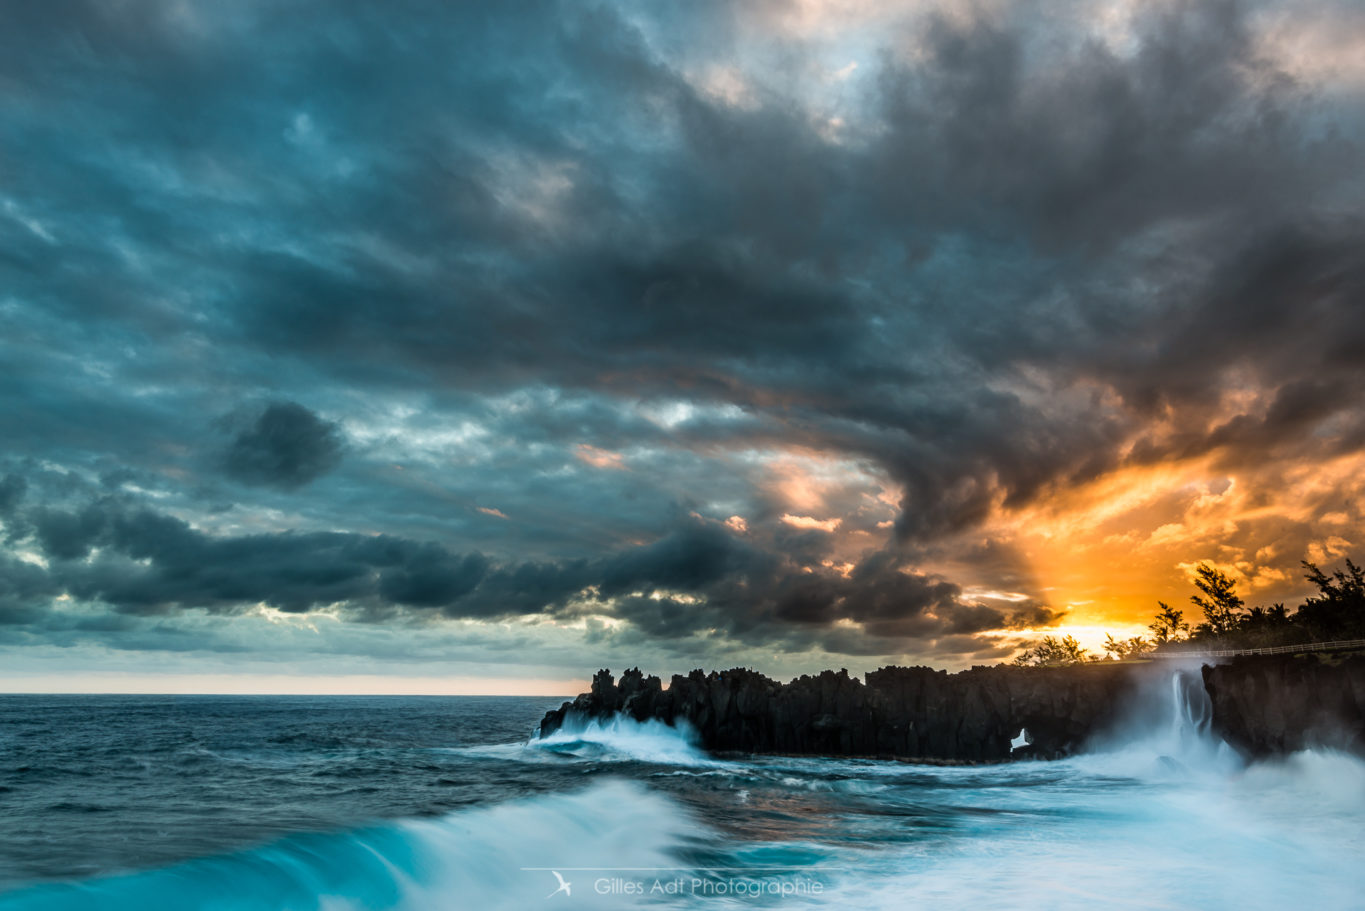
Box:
1016;557;1365;666
1145;557;1365;653
1190;563;1244;637
1013;635;1090;667
1298;559;1365;638
1149;602;1190;644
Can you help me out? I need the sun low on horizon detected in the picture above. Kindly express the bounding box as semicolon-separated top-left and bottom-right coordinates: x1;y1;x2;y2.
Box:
1;0;1364;694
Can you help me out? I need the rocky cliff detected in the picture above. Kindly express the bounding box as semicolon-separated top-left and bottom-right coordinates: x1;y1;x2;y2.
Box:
539;662;1142;761
1202;654;1365;757
542;654;1365;762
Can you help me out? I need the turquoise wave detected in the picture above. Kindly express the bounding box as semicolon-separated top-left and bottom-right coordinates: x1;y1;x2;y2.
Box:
0;779;698;911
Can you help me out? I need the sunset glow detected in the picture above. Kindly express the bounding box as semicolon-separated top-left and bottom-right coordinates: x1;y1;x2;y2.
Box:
1;0;1362;690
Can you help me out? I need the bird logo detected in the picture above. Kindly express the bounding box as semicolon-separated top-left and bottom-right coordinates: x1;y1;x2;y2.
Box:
546;871;572;899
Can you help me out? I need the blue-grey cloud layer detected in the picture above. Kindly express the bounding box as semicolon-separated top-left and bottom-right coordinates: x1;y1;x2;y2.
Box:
1;0;1362;673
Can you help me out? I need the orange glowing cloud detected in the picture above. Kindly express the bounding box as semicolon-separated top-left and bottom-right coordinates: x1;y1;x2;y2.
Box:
958;445;1365;639
781;514;842;532
752;373;1365;658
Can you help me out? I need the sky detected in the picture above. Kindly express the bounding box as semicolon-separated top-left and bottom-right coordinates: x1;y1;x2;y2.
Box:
2;0;1364;694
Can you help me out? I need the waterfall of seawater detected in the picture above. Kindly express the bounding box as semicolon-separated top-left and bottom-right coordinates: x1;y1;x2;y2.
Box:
1170;667;1213;743
1080;662;1238;777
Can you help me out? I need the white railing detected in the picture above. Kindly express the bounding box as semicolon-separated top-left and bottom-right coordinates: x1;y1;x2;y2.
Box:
1149;638;1365;659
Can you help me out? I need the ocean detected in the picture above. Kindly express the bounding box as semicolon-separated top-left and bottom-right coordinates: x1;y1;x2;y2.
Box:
0;672;1362;910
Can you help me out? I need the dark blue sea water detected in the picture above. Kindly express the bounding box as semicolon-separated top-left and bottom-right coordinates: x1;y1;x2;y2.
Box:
0;695;568;886
0;678;1362;910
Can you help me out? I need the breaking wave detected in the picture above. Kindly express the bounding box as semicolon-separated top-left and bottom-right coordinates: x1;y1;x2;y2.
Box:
528;714;721;767
0;780;701;911
4;673;1363;910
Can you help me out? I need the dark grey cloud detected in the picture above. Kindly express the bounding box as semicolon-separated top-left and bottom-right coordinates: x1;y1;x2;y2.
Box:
0;0;1362;672
0;554;62;627
0;484;1031;655
220;401;344;490
0;476;26;517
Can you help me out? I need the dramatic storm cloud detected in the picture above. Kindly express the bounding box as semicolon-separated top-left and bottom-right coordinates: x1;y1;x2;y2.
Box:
1;0;1362;689
220;401;345;489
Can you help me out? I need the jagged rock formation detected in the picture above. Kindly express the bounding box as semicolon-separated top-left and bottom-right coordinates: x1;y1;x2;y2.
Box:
1203;654;1365;757
540;663;1143;761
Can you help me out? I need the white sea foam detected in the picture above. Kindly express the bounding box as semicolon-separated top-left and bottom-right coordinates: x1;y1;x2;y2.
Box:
806;744;1365;911
529;714;723;767
7;672;1361;911
801;666;1365;911
0;780;703;911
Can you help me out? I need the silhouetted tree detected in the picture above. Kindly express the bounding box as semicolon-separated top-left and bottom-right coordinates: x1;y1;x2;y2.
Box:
1102;634;1152;660
1190;562;1244;637
1145;556;1361;653
1149;602;1190;644
1298;559;1365;638
1013;635;1090;667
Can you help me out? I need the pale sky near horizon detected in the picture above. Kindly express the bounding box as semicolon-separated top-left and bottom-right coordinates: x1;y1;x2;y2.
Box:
0;673;584;697
2;0;1364;693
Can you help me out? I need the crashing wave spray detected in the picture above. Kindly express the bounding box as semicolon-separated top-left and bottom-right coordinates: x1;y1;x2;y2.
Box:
529;713;722;767
0;780;700;911
1169;667;1212;743
1078;662;1239;775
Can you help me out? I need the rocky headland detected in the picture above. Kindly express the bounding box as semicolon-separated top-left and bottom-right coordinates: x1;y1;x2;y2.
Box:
1203;653;1365;757
540;653;1365;761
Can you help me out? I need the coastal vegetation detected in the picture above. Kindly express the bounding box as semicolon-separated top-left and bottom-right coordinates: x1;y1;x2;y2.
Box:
1013;558;1365;667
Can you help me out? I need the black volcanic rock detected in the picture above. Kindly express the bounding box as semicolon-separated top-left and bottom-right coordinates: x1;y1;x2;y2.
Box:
540;662;1143;761
1202;654;1365;757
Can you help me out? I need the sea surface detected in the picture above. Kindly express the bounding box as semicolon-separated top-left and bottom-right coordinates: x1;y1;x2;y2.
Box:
0;673;1362;910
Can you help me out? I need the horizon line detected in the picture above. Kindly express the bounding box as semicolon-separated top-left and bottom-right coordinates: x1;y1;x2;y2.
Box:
0;690;574;698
